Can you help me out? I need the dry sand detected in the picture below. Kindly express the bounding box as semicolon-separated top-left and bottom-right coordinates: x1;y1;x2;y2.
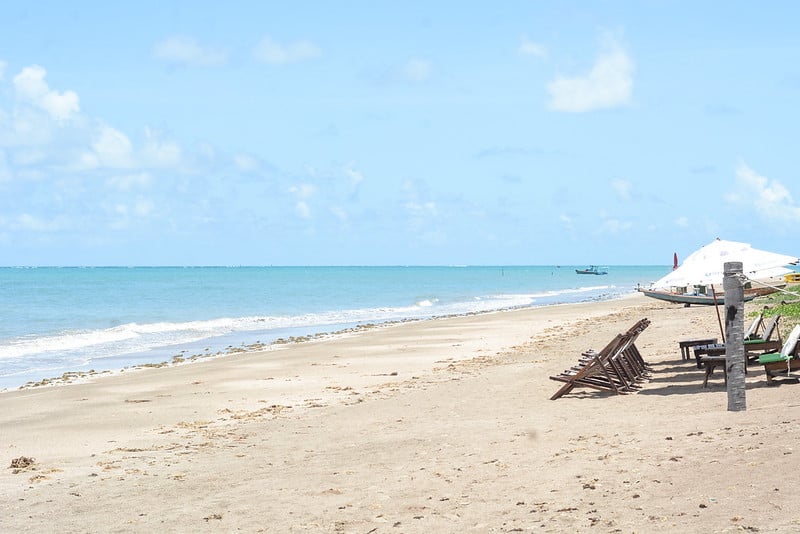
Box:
2;293;799;533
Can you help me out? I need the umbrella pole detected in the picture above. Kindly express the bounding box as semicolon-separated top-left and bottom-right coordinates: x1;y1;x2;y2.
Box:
712;284;725;343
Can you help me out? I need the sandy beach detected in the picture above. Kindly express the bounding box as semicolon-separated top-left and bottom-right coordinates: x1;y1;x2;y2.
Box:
2;293;800;533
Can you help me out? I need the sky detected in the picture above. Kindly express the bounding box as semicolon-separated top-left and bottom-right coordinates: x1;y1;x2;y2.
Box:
1;1;799;266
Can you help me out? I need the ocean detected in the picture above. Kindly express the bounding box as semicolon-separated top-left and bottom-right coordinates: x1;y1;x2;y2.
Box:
0;265;670;390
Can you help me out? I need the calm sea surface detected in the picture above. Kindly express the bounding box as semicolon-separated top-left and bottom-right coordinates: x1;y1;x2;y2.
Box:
0;265;669;390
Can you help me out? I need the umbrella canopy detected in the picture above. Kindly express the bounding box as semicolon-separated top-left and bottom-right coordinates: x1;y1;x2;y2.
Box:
650;239;798;289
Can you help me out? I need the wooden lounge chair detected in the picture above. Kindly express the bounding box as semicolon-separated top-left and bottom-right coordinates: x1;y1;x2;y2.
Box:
621;319;652;374
550;319;650;400
744;315;782;359
759;324;800;385
581;319;651;389
744;312;765;340
550;334;628;400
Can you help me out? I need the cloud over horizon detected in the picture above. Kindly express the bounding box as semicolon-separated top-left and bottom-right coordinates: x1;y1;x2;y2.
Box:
733;163;800;221
547;36;634;112
611;179;632;200
519;36;547;58
153;36;228;67
402;58;433;82
253;36;321;65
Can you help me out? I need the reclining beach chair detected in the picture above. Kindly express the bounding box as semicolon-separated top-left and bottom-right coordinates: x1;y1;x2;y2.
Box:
607;333;647;390
579;318;651;388
549;334;628;400
758;324;800;385
549;319;651;400
619;319;652;375
744;315;782;359
744;311;765;340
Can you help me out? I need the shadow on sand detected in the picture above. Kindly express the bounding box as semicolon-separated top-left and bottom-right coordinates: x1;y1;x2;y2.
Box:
551;356;800;400
638;355;800;397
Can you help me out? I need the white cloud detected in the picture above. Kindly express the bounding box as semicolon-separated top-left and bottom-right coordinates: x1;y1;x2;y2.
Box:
295;200;311;218
141;127;181;168
93;125;135;168
547;37;634;112
134;197;155;217
600;218;632;233
233;153;260;172
195;142;217;163
597;209;632;234
289;183;316;198
0;150;9;181
253;36;321;65
0;60;7;80
330;206;348;222
402;181;439;233
290;183;316;218
401;184;443;242
8;107;57;146
343;162;363;187
419;229;446;246
107;196;156;229
17;213;62;232
153;36;228;67
611;179;631;200
108;203;130;230
520;36;547;58
69;124;183;172
403;59;433;82
675;216;689;227
13;149;46;166
405;201;437;216
106;172;152;191
735;162;800;220
13;65;80;121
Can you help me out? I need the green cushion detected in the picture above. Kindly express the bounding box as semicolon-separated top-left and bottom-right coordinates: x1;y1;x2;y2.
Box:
760;353;790;364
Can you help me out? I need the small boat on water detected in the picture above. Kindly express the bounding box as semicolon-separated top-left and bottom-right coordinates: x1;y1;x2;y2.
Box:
575;265;608;275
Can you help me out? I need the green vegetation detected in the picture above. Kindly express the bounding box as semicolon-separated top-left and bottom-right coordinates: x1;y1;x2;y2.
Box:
755;284;800;336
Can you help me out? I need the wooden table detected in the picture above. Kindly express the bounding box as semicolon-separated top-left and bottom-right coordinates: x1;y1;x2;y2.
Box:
678;338;718;360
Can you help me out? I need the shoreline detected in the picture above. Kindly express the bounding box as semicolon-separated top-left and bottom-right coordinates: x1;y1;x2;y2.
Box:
2;290;643;393
4;293;800;532
1;263;663;393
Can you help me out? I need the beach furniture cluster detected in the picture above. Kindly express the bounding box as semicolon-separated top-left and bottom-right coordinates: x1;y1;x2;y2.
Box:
690;313;787;386
684;312;800;387
549;319;651;400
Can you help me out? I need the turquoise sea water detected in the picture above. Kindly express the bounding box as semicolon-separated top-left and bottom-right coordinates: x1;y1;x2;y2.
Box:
0;265;670;390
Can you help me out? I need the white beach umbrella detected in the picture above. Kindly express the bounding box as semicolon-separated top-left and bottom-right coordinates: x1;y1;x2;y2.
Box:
651;239;798;343
650;238;798;290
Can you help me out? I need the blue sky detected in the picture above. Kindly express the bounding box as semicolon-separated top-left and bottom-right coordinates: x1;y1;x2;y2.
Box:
1;2;799;266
